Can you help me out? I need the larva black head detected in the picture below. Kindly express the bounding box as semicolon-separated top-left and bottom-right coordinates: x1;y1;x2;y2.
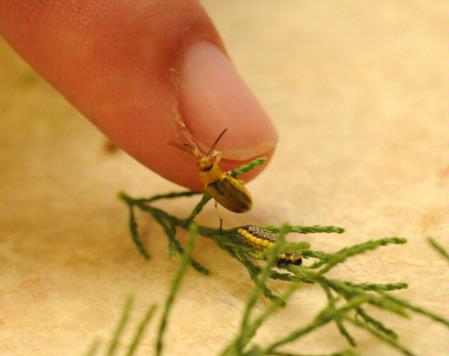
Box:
291;257;303;266
277;254;302;267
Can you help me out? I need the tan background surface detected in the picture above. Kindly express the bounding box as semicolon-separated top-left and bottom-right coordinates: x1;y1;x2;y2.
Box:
1;1;448;355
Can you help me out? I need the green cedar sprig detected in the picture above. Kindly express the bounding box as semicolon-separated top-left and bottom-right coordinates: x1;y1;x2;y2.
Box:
156;224;198;355
83;225;198;356
106;157;449;356
428;237;449;265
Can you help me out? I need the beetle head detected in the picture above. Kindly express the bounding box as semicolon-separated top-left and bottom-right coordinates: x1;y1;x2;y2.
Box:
197;152;221;172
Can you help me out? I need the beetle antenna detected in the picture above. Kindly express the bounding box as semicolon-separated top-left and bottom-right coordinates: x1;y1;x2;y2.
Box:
207;128;228;156
169;141;194;153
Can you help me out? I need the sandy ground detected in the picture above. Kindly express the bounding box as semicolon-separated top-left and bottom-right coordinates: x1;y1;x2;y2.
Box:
1;1;448;355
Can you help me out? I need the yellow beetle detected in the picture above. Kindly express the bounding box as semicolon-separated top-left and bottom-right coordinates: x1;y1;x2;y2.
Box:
197;129;252;213
173;128;253;213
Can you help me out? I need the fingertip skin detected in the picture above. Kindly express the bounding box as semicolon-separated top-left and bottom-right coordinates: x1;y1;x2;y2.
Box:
0;0;276;190
176;41;278;161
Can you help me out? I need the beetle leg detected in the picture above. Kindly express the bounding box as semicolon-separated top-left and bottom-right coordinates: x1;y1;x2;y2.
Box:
214;200;224;233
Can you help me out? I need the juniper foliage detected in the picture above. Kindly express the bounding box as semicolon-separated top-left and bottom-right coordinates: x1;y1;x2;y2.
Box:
85;158;449;355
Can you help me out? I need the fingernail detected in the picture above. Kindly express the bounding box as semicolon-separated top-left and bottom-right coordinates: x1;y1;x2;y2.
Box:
177;41;277;160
